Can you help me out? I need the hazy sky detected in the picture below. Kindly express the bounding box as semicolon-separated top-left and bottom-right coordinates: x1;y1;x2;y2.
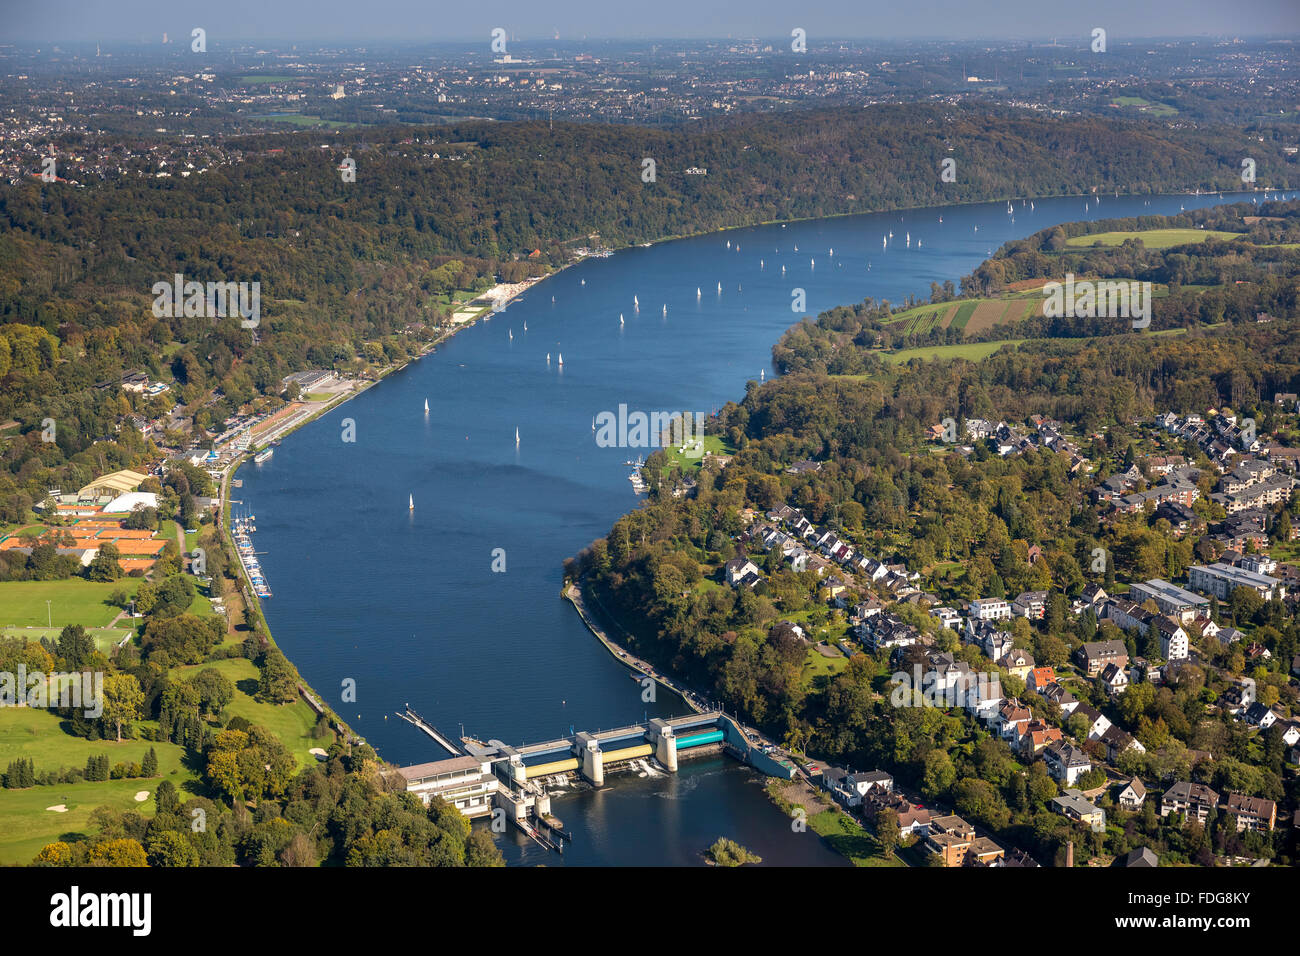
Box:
5;0;1299;44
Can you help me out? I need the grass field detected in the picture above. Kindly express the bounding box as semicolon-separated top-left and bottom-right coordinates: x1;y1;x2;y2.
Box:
661;434;734;473
1110;96;1178;117
0;626;131;654
168;657;322;770
807;809;908;866
879;339;1028;364
0;580;138;629
1065;228;1240;249
0;708;197;864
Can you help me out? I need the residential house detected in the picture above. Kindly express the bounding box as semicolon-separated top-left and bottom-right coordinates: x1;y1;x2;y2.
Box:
1222;793;1277;833
1116;778;1147;810
1153;615;1190;661
969;598;1013;621
1051;789;1106;832
1112;847;1159;867
1161;782;1219;824
1076;639;1130;678
1099;662;1129;697
1043;739;1092;785
998;648;1035;682
1027;666;1057;695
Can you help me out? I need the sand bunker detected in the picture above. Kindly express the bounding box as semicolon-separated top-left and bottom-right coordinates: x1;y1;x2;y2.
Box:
46;804;67;813
133;791;149;802
309;748;328;760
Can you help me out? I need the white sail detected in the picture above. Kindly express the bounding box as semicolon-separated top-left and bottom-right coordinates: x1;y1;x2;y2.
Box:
547;352;551;364
662;304;667;315
557;352;563;365
409;494;414;511
515;427;520;445
697;287;701;297
620;314;624;326
424;398;429;413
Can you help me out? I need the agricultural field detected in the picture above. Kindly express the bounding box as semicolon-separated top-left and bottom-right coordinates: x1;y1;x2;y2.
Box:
1065;228;1241;249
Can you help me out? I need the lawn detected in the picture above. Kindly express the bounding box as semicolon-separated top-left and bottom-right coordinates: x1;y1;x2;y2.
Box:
878;339;1028;365
1109;96;1178;117
1;626;132;654
661;434;734;473
1065;228;1241;250
0;579;138;629
807;809;907;866
0;708;197;864
168;657;322;770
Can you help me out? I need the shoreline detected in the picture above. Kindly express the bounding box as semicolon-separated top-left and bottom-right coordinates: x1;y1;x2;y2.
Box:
222;184;1260;786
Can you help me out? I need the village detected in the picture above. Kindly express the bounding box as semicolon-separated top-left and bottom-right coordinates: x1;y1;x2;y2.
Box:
713;400;1300;866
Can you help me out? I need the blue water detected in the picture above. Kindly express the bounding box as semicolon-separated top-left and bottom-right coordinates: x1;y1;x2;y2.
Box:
236;189;1282;864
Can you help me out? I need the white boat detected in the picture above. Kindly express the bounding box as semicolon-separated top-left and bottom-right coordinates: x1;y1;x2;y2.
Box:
424;398;429;414
917;239;922;248
523;320;527;331
1007;201;1013;213
794;244;798;252
781;265;786;274
905;232;910;247
508;329;513;341
408;494;414;511
580;278;585;286
547;352;551;364
760;369;765;381
828;248;833;256
716;282;722;293
810;258;815;268
515;427;520;446
619;314;624;326
662;304;667;316
557;353;563;366
633;294;639;307
254;448;273;464
760;259;764;268
882;235;886;249
697;287;701;298
938;216;942;223
726;240;730;248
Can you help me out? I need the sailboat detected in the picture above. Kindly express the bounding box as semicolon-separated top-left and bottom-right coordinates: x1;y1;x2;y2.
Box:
760;259;764;269
781;264;786;274
697;287;701;298
662;304;667;316
547;352;551;365
888;231;893;238
619;314;624;327
557;352;563;366
408;494;414;511
905;232;910;247
794;244;798;252
828;247;833;256
717;281;722;293
1030;202;1034;211
523;320;527;331
633;294;639;308
810;258;815;269
917;239;922;248
1006;201;1013;213
424;398;429;414
515;427;520;446
726;240;731;249
938;216;942;223
760;369;765;381
882;235;887;249
580;278;585;286
508;329;513;341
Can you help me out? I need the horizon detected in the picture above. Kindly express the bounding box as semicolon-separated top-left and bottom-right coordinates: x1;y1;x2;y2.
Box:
6;0;1299;45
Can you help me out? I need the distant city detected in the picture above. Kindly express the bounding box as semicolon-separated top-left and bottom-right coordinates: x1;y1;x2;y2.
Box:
1;37;1297;185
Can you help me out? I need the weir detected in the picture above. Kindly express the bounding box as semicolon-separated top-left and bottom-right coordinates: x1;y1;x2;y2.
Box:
392;710;796;852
